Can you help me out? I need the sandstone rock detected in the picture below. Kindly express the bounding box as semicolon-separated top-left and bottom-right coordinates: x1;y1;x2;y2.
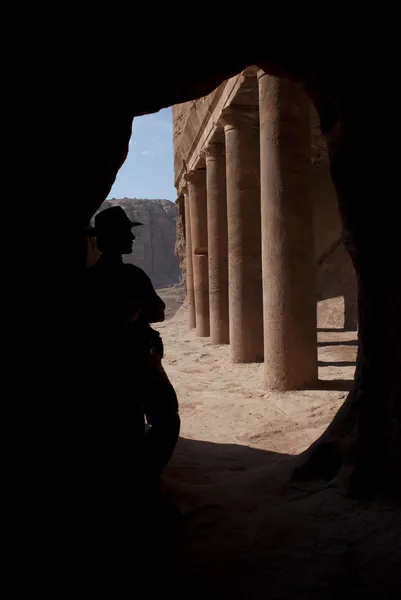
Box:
174;195;186;285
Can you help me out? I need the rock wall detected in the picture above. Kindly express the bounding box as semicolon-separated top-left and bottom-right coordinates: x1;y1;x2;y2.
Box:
88;198;180;289
310;105;358;330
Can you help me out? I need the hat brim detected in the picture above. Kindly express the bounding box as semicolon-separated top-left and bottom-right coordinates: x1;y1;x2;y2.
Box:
86;221;143;237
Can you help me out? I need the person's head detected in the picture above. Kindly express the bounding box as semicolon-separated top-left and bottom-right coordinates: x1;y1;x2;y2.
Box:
87;206;143;256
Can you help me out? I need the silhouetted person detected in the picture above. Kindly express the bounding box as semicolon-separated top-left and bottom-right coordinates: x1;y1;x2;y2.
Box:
84;206;180;513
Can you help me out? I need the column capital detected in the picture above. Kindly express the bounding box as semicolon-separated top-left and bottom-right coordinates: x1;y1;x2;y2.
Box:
184;168;206;185
220;105;259;131
205;140;225;161
180;183;188;196
243;65;259;78
256;68;268;81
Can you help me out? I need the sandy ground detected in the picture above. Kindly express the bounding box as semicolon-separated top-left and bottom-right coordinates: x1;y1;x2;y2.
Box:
158;284;186;320
151;302;400;598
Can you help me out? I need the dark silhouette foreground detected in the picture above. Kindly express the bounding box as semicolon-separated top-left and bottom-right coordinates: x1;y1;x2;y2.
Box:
83;206;180;522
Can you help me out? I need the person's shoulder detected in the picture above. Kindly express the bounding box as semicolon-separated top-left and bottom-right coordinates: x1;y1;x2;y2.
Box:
122;263;148;278
122;263;144;274
122;263;153;286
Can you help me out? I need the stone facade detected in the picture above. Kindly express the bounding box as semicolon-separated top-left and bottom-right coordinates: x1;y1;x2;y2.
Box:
174;195;186;284
173;68;357;389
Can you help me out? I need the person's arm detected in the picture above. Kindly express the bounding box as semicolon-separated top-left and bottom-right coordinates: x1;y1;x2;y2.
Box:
123;301;143;324
146;294;166;323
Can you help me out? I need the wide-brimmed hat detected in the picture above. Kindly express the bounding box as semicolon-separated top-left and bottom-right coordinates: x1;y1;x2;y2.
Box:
87;206;143;237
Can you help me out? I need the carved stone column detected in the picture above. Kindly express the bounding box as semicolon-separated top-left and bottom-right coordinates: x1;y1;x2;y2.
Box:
221;105;263;363
258;71;317;389
183;186;196;329
205;139;229;344
185;169;210;337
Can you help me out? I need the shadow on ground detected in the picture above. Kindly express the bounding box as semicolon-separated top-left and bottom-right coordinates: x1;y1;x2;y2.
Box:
315;379;354;391
317;339;358;347
161;437;401;599
318;360;356;367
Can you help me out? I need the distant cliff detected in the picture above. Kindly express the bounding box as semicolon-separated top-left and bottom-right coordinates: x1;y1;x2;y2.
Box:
87;198;180;289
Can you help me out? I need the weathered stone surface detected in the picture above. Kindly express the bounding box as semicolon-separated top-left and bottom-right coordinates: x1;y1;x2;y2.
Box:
258;73;317;388
173;83;227;185
174;91;357;333
90;198;180;288
222;105;263;363
316;242;357;330
174;195;186;284
310;103;329;171
205;141;229;345
310;103;358;330
175;86;357;336
186;169;210;337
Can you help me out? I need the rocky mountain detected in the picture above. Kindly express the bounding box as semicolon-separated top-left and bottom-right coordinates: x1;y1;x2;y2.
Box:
87;198;180;289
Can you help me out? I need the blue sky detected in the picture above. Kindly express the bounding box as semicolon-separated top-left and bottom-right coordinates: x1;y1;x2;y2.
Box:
108;107;176;201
